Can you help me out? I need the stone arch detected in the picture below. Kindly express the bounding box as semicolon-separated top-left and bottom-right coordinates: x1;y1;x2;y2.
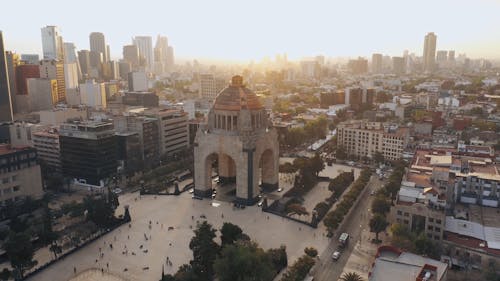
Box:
195;150;238;197
259;148;279;192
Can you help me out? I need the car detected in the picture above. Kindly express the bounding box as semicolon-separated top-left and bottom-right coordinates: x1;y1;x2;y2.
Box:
213;189;217;194
258;193;263;199
332;251;341;261
370;190;375;196
257;200;263;207
188;189;194;194
277;188;283;192
112;188;122;194
211;193;216;199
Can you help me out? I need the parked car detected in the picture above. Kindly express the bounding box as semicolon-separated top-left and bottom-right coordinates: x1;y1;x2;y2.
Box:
257;200;264;207
277;188;283;192
189;189;194;194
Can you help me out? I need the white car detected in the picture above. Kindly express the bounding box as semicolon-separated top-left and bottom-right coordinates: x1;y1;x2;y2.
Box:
112;188;122;194
277;188;283;192
188;189;194;194
257;200;263;207
332;251;341;261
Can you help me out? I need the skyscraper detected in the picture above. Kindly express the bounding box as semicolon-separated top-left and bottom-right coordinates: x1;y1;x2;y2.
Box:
78;50;91;77
423;32;437;72
371;53;383;74
89;32;108;62
39;59;66;103
155;35;168;62
123;45;140;68
0;31;13;122
392;56;406;75
132;36;153;70
166;46;174;70
41;26;64;61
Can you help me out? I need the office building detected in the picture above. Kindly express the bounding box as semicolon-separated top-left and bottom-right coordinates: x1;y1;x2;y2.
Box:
0;31;13;122
119;61;132;80
27;78;58;111
64;63;79;90
89;32;108;63
145;108;189;156
114;114;159;169
78;50;91;77
448;50;455;62
116;132;142;176
337;120;409;160
128;71;148;91
300;60;320;79
32;128;61;173
15;64;40;96
436;50;448;63
5;52;20;98
123;91;159;107
155;35;168;63
0;144;44;205
79;80;106;109
166;46;174;69
199;74;225;100
88;50;103;78
8;122;49;146
133;36;153;70
59;120;117;187
348;57;368;74
392;56;406;75
371;53;383;74
20;54;39;65
123;45;140;68
423;32;437;72
39;59;65;103
41;26;64;61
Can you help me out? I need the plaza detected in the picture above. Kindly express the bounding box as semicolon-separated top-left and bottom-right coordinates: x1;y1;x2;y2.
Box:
25;163;358;281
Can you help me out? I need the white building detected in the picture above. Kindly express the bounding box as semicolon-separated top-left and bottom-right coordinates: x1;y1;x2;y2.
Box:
64;63;79;90
80;80;106;109
128;71;148;92
133;36;154;70
41;26;64;60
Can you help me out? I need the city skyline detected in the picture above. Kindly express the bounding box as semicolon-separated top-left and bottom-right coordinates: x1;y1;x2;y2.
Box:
2;0;500;62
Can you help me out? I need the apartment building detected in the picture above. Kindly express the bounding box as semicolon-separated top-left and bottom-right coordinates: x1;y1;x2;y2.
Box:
32;128;61;173
145;108;189;156
0;144;43;205
337;120;409;160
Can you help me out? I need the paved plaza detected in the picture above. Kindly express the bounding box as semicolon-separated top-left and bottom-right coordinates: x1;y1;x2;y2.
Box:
24;162;359;281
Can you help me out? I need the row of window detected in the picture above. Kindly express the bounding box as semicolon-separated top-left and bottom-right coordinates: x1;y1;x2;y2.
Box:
1;175;18;184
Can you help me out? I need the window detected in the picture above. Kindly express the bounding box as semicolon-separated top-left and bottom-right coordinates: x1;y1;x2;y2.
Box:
404;212;409;217
403;220;409;224
1;178;8;184
397;210;402;215
434;236;440;240
435;227;441;232
428;218;434;223
427;226;434;231
13;186;20;192
436;219;442;224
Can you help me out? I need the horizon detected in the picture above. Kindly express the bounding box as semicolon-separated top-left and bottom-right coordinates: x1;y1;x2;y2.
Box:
2;0;500;62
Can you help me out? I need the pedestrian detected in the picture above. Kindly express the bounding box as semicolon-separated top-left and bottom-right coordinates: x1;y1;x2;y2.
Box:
107;263;109;269
74;267;76;274
127;235;130;239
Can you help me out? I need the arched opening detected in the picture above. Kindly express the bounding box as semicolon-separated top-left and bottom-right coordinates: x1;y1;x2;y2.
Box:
200;152;237;199
259;149;278;192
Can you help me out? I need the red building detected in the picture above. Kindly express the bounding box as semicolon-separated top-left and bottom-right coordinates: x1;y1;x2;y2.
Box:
15;64;40;95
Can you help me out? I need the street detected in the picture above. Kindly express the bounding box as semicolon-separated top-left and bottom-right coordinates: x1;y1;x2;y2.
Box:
314;176;383;281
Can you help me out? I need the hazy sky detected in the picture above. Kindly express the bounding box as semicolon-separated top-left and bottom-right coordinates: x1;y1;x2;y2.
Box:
2;0;500;61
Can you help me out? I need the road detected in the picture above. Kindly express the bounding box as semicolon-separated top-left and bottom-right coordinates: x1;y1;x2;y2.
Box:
314;176;383;281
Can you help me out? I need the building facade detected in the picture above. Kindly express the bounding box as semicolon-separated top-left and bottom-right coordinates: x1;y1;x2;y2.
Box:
423;32;437;72
33;128;61;173
0;31;13;122
39;59;65;103
59;121;117;188
0;144;44;205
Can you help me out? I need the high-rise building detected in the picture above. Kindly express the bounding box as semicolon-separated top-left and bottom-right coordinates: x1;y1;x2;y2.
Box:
0;31;13;122
15;65;40;96
199;74;225;100
88;50;103;78
145;108;189;156
119;61;132;80
27;78;58;111
39;59;66;103
41;26;64;61
5;52;20;98
20;54;39;65
371;53;383;74
348;57;368;74
436;50;448;62
133;36;154;70
80;80;106;109
123;45;140;68
128;71;148;92
59;120;117;187
166;46;174;70
77;50;91;77
392;56;406;75
33;128;61;174
64;63;79;90
64;42;82;80
89;32;108;63
448;50;455;62
423;32;437;72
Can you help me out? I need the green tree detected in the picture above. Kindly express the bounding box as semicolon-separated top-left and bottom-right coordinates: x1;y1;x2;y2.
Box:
369;214;388;242
310;153;325;177
267;246;288;273
304;247;318;258
313;202;330;218
214;241;274;281
220;223;245;246
286;204;309;217
189;221;220;280
372;151;385;164
3;232;37;278
336;145;348;160
371;196;391;215
340;272;364;281
280;254;315;281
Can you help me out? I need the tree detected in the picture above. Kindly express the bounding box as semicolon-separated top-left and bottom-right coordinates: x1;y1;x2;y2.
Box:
340;272;364;281
372;151;384;164
371;196;391;215
3;232;37;278
310;153;325;177
220;223;245;246
369;214;388;242
280;255;315;281
304;247;318;258
313;202;330;218
336;145;348;160
267;246;288;273
214;242;274;281
84;196;116;228
189;221;220;280
49;243;62;260
38;205;57;245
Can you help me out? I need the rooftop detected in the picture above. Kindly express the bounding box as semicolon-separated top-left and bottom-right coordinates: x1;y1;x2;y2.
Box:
213;75;263;111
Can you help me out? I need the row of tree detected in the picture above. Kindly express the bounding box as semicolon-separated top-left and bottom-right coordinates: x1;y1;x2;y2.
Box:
282;154;325;198
323;169;372;232
161;222;288;281
283;116;329;148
